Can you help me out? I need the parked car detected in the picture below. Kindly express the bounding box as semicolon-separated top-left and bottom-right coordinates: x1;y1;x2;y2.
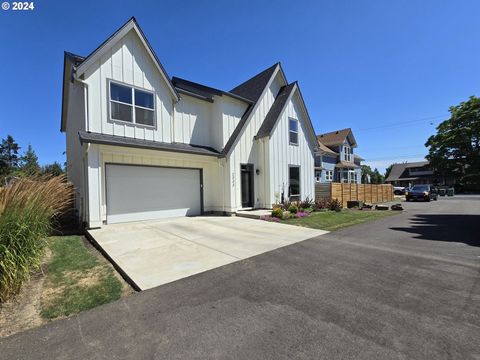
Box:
405;185;438;202
393;186;406;195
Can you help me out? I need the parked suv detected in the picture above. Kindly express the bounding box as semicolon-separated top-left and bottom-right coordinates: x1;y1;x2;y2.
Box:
405;185;438;202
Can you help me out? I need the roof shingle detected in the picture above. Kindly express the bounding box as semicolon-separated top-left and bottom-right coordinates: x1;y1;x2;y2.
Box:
230;63;279;102
317;128;354;147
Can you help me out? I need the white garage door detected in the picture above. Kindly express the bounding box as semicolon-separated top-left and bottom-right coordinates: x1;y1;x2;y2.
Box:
106;164;202;224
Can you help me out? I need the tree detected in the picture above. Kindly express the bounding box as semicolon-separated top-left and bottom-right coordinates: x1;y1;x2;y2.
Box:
370;168;385;184
361;165;385;184
0;135;21;179
361;165;373;183
425;96;480;189
20;144;41;176
42;162;64;177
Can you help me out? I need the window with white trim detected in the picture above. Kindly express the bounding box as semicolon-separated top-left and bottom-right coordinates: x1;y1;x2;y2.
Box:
325;170;333;181
315;170;322;182
289;118;298;145
343;146;352;162
109;81;155;127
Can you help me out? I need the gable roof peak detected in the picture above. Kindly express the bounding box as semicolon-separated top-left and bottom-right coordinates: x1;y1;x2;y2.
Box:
317;128;356;147
73;16;179;101
229;62;280;102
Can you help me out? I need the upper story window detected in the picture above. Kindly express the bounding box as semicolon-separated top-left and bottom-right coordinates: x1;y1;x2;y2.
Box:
289;118;298;145
343;146;352;162
109;81;155;127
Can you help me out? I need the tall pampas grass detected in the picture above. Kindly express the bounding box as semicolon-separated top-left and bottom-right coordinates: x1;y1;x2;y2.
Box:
0;176;73;302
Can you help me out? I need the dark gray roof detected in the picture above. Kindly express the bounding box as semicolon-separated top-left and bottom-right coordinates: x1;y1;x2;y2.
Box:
78;131;221;157
220;63;281;157
385;161;429;182
230;63;279;102
172;77;253;104
255;82;296;139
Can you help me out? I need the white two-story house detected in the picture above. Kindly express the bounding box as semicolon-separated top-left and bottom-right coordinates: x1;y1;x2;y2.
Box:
61;17;318;228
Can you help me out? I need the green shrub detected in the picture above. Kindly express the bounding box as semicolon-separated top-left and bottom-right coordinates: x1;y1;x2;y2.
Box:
271;207;283;219
288;204;298;214
299;197;314;210
0;176;73;303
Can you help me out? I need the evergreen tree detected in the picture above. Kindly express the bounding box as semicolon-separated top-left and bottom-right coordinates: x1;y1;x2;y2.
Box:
0;135;21;179
20;144;41;176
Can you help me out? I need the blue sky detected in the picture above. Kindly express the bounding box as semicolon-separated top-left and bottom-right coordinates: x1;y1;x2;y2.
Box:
1;0;479;173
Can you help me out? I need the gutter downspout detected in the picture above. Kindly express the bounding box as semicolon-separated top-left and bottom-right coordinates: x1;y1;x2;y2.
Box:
74;76;90;133
218;158;225;213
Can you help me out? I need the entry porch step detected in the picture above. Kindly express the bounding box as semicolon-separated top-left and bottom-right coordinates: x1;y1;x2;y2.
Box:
236;209;272;219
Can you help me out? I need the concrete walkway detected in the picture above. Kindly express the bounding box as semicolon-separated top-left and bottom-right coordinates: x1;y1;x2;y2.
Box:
87;216;327;290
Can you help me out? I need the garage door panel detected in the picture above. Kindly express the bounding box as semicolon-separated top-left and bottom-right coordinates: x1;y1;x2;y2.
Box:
106;165;201;224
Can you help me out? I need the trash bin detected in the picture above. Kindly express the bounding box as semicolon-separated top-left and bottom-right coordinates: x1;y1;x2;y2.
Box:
439;188;446;196
447;188;455;196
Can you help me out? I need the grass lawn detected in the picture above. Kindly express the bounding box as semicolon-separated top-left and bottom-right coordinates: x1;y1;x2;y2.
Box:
282;209;398;231
40;236;124;319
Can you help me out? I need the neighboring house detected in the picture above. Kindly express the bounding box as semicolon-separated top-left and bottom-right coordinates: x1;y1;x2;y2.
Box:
385;160;455;187
61;17;318;228
314;128;363;184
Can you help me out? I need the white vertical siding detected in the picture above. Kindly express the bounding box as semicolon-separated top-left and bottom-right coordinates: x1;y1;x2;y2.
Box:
173;96;212;147
268;90;316;206
65;81;87;220
173;94;247;151
83;29;173;143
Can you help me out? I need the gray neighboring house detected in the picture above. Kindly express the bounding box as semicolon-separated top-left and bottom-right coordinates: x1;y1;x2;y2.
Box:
385;160;455;187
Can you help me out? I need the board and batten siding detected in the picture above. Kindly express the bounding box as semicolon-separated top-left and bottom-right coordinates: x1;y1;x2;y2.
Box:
174;94;247;152
82;29;174;143
268;90;316;206
226;71;284;211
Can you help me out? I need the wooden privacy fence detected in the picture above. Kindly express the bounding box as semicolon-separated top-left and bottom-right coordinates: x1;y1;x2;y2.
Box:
315;183;394;208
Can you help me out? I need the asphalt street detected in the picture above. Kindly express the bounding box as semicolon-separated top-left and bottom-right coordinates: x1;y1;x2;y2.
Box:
1;195;479;359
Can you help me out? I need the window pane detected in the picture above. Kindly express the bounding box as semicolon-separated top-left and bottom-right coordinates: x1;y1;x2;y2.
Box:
289;167;300;195
135;89;154;109
111;102;132;122
289;131;298;144
110;83;132;104
289;119;298;132
135;108;155;126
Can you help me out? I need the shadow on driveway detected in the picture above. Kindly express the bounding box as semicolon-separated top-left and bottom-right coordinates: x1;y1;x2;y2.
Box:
391;214;480;247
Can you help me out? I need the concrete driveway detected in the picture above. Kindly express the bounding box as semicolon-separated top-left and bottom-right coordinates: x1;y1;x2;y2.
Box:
87;216;327;290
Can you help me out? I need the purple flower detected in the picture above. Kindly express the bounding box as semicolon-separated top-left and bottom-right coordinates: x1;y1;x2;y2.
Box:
296;211;309;218
260;215;280;222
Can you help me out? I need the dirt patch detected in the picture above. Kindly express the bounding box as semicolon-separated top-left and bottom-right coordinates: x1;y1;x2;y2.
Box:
0;249;52;338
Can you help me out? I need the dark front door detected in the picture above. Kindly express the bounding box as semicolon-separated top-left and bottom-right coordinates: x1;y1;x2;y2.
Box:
241;164;254;208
